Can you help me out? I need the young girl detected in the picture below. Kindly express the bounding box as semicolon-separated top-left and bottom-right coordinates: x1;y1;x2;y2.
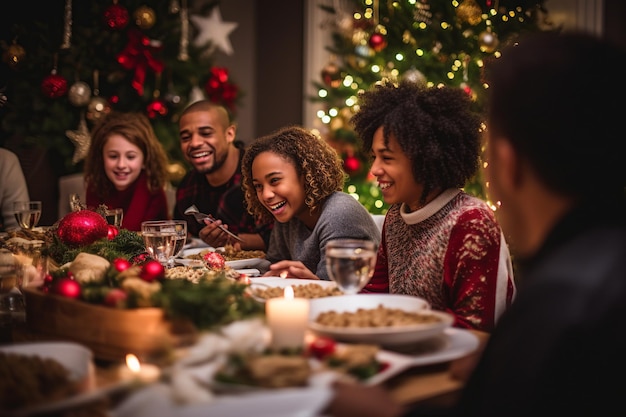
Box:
84;111;170;231
241;125;380;280
351;81;516;332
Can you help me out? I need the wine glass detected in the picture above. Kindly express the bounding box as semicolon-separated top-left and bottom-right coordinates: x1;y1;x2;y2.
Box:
167;220;187;268
141;220;187;268
13;201;42;230
325;238;378;295
141;221;178;268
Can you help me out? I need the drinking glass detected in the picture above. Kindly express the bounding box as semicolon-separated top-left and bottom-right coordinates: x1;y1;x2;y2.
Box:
13;201;42;230
105;208;124;228
325;238;378;295
167;220;187;268
141;220;187;268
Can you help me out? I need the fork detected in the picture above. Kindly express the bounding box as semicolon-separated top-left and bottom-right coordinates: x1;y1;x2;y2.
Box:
184;205;244;242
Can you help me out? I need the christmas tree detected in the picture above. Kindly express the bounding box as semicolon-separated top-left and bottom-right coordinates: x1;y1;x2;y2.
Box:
0;0;240;183
312;0;554;214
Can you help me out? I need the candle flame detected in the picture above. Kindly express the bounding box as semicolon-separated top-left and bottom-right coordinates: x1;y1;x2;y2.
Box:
280;271;287;279
125;354;141;373
284;285;294;299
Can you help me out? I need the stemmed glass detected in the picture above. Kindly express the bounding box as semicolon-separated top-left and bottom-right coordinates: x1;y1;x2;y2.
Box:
325;238;378;295
13;201;42;230
140;220;187;268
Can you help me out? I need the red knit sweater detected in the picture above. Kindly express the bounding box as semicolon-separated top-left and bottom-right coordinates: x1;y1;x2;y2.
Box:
363;189;516;332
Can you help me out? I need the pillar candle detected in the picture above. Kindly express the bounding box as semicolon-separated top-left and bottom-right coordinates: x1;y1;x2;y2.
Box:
265;285;310;350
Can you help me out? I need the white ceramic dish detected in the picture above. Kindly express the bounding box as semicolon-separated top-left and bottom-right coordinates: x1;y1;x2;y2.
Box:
308;293;454;346
0;341;122;417
249;277;338;289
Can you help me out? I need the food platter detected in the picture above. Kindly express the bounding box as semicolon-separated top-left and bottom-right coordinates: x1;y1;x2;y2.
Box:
308;294;455;346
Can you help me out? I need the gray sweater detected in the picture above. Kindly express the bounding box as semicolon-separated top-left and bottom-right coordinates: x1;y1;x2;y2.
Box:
266;192;381;280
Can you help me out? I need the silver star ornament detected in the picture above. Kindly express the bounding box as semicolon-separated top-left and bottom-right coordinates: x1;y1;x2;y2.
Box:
190;6;238;55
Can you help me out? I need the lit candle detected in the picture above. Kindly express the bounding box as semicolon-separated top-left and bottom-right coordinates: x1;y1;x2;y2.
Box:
265;285;310;350
118;354;161;383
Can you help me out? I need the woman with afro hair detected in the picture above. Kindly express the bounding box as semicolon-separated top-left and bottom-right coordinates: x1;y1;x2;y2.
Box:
241;125;380;280
351;80;515;332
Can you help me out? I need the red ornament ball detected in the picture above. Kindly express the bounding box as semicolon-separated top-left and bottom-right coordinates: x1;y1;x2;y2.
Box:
140;260;165;282
112;258;132;272
51;277;81;299
41;73;68;99
107;225;120;240
103;3;130;30
56;210;109;247
343;155;361;173
146;99;168;118
368;32;387;52
203;252;225;270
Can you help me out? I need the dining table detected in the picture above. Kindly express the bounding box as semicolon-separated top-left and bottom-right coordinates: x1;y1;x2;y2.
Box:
10;321;488;416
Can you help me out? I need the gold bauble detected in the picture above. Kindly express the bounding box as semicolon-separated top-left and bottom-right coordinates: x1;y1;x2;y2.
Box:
134;6;156;30
456;0;483;26
3;42;26;69
86;97;112;122
167;162;187;183
478;30;499;53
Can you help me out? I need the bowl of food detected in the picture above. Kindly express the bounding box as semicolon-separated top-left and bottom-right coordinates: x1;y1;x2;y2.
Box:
308;294;454;346
0;341;96;414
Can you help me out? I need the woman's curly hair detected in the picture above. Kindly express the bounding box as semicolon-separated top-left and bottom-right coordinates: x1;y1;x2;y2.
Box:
84;111;169;199
350;80;482;206
242;125;347;223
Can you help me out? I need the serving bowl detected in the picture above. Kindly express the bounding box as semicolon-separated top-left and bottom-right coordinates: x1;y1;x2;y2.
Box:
307;293;454;346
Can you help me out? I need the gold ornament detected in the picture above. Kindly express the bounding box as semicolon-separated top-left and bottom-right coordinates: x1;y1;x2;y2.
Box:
66;117;91;164
167;162;187;183
134;5;156;30
86;97;111;122
456;0;483;26
68;81;92;107
478;30;499;53
3;42;26;69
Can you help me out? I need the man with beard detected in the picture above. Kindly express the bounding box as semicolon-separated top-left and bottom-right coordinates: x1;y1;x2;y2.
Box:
173;100;272;250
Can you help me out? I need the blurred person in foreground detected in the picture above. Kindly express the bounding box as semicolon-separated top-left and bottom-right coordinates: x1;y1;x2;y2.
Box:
0;148;30;232
84;111;170;231
351;80;515;332
173;100;272;250
326;31;626;417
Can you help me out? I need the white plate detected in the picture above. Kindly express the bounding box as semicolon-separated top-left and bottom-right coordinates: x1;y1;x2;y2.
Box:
249;277;337;289
365;327;479;385
308;294;454;347
111;378;334;417
0;342;132;417
179;247;215;259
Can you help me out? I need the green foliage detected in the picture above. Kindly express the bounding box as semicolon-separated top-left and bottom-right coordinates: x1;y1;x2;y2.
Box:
43;228;146;265
156;276;265;330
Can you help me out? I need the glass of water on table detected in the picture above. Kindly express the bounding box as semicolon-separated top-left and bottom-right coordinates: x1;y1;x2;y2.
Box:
325;238;378;294
13;201;42;230
141;220;187;268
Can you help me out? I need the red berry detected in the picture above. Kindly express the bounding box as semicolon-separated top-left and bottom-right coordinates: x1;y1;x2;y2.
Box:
104;288;128;308
112;258;132;272
308;336;336;359
51;277;81;299
140;260;164;282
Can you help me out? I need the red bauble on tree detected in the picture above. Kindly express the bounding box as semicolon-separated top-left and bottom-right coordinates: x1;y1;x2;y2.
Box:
146;98;168;118
56;210;109;247
343;155;361;174
41;72;68;99
103;3;130;30
368;32;387;52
